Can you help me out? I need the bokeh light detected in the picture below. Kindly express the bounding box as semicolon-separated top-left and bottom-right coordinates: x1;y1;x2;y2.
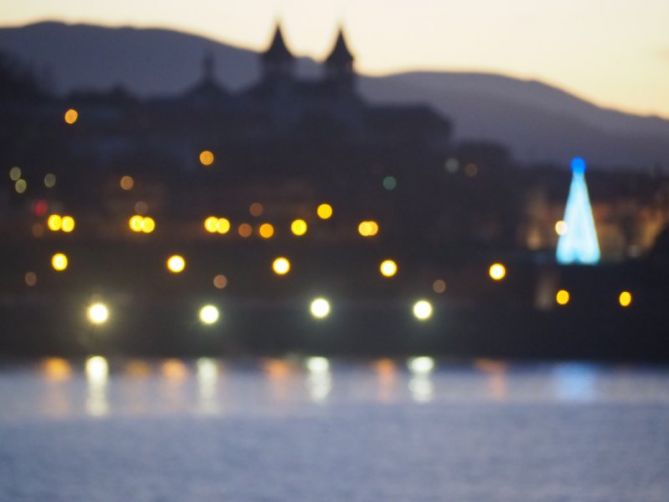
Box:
619;291;633;308
358;220;379;237
199;304;220;325
408;356;435;374
382;176;397;191
238;223;253;238
61;216;75;233
213;274;228;289
432;279;447;294
316;203;333;220
51;252;68;271
488;262;507;281
258;223;275;239
556;289;570;306
555;220;568;236
44;173;56;188
204;216;218;233
412;300;433;321
8;166;21;181
120;175;134;191
310;297;331;319
291;219;308;236
14;179;27;194
87;302;110;325
216;218;231;234
379;259;398;278
24;271;37;287
141;216;155;233
166;254;186;273
64;108;78;125
47;214;62;232
249;202;264;217
129;215;144;232
272;257;291;276
199;150;215;167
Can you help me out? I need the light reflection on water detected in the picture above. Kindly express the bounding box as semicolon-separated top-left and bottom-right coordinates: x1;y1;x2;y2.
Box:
0;357;667;420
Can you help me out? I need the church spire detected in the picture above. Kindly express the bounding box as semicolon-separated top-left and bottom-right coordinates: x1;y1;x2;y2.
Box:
324;27;355;90
261;22;295;80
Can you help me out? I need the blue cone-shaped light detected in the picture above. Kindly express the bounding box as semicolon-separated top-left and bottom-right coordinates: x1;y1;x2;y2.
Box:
556;157;600;265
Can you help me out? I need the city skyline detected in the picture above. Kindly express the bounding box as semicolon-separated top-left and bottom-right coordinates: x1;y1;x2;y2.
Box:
1;0;668;119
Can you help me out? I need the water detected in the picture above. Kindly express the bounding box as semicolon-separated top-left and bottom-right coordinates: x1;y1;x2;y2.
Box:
1;358;668;501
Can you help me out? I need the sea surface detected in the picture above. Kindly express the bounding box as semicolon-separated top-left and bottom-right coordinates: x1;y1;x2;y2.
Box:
0;357;668;501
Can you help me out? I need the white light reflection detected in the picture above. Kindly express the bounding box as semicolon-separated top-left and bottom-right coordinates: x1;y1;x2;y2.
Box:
408;356;435;403
196;358;219;414
553;363;598;401
305;356;332;403
85;355;109;416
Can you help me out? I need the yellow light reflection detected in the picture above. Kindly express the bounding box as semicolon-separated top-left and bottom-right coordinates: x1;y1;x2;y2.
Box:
272;257;291;276
258;222;275;239
379;259;398;278
291;219;308;236
47;214;62;232
51;252;68;271
42;357;72;381
619;291;633;308
556;289;570;306
64;108;78;125
263;359;293;379
199;150;214;167
488;262;507;281
162;359;188;381
166;254;186;274
316;203;333;220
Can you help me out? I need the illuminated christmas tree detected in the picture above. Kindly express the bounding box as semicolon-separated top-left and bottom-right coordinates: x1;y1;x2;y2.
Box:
556;157;601;265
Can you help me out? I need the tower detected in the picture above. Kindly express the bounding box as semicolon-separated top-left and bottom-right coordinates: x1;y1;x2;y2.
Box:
556;157;601;265
261;23;295;81
324;27;355;91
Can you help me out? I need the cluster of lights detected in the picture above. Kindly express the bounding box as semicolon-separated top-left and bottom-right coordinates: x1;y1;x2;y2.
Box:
9;167;28;194
554;288;633;308
358;220;379;237
47;214;76;233
128;215;156;234
204;216;231;234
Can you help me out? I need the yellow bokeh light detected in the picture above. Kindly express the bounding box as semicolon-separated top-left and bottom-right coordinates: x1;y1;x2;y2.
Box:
141;216;155;233
47;214;62;232
14;179;27;194
64;108;78;125
42;357;72;381
204;216;218;233
488;262;507;281
51;252;68;271
199;150;215;167
61;216;75;233
87;302;110;325
555;220;568;236
619;291;632;308
272;257;291;276
166;254;186;274
216;218;231;234
316;203;333;220
291;219;308;236
44;173;56;188
129;215;144;232
556;289;570;306
379;259;398;278
9;166;21;181
358;220;379;237
258;223;275;239
120;175;134;191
